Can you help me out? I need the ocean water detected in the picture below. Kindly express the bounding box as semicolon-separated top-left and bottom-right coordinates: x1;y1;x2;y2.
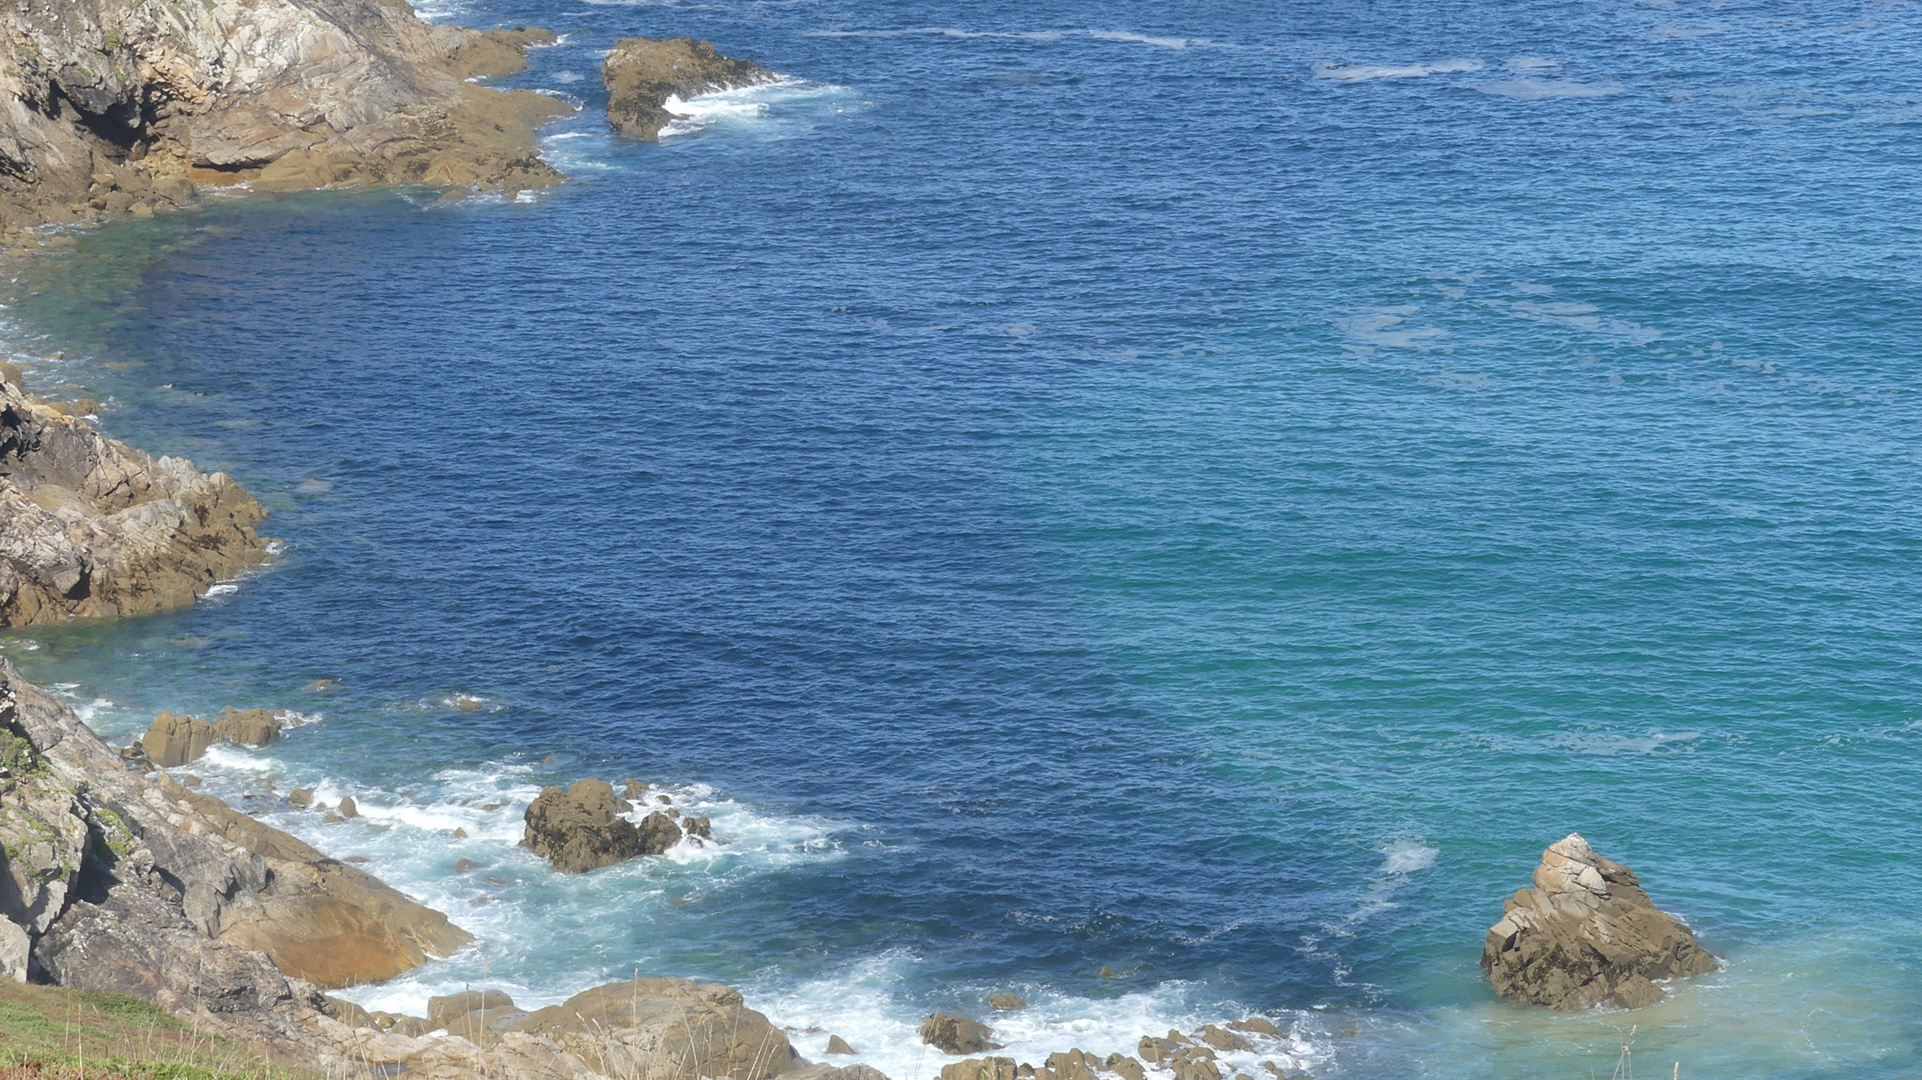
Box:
5;0;1922;1077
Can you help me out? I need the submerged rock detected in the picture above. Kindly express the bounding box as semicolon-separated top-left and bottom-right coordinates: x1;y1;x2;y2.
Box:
921;1012;1003;1055
522;778;690;873
989;992;1028;1011
601;37;773;141
1482;833;1717;1010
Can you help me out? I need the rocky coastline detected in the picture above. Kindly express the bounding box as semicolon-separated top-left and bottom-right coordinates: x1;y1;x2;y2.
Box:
0;3;1725;1077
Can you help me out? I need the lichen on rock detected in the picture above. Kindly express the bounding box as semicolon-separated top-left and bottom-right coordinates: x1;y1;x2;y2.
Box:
1482;832;1717;1010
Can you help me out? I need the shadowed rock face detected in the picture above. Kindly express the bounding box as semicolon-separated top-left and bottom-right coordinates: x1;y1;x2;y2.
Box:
601;37;771;141
0;0;572;229
1482;833;1717;1010
0;379;269;626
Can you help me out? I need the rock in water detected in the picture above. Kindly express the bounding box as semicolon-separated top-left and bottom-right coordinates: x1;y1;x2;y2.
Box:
0;381;270;626
213;707;280;747
140;711;215;767
522;778;685;872
826;1034;856;1055
601;37;772;140
1482;833;1717;1010
989;992;1028;1011
920;1012;1003;1055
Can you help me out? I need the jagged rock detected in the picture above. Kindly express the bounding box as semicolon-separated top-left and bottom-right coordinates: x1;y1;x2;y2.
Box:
1045;1050;1107;1080
940;1059;1017;1080
507;977;802;1079
1227;1018;1282;1037
1199;1025;1250;1052
1107;1056;1146;1080
213;707;280;748
0;917;25;981
521;779;685;873
140;711;214;767
920;1012;1002;1055
289;788;313;807
337;795;360;819
602;37;773;141
0;382;270;626
827;1034;856;1054
0;660;472;1009
1482;833;1717;1010
790;1067;890;1080
989;992;1028;1011
442;27;559;80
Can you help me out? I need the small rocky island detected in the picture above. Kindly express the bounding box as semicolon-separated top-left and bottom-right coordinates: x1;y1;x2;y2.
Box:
1482;833;1718;1010
602;37;774;140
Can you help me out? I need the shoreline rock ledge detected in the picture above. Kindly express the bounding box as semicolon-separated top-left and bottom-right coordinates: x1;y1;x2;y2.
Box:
1482;833;1717;1010
0;377;269;625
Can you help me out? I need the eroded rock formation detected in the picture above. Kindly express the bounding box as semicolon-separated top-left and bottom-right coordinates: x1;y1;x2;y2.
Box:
0;658;471;1002
602;37;772;140
0;0;572;230
1482;833;1717;1010
0;378;269;625
522;778;698;873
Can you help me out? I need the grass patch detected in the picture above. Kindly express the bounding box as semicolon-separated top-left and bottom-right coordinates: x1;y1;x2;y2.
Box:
0;979;317;1080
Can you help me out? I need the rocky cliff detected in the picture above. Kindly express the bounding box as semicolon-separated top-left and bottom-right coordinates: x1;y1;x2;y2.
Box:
0;376;269;625
1482;833;1718;1010
0;0;571;230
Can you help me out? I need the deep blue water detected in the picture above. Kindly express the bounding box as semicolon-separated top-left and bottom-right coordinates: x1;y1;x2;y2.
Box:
5;0;1922;1076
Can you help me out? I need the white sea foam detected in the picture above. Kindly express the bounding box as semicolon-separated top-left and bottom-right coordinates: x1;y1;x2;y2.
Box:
658;77;841;139
1553;730;1703;756
1377;839;1439;876
1503;57;1559;72
1087;30;1204;49
1476;79;1623;100
758;957;1326;1080
802;28;1217;49
1311;59;1483;82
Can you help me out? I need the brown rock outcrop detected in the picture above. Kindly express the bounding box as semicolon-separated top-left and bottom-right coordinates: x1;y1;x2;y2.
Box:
508;977;803;1079
0;0;572;232
140;711;215;767
989;992;1028;1011
921;1012;1002;1055
602;38;773;140
212;707;280;748
522;779;693;873
0;380;270;626
1482;833;1717;1010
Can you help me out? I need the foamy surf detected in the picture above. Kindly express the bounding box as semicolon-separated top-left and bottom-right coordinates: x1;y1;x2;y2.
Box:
758;958;1328;1080
658;77;843;139
1311;59;1483;82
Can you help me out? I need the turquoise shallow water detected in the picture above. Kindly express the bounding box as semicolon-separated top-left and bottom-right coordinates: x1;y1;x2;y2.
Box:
5;0;1922;1076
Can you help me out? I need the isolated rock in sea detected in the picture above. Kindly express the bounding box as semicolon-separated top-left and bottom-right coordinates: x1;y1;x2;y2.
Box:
1482;833;1717;1010
212;707;281;747
507;976;803;1079
921;1012;1003;1055
0;380;271;626
140;711;215;767
989;992;1028;1011
522;778;688;872
337;795;360;819
941;1059;1019;1080
0;0;571;231
602;37;773;140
